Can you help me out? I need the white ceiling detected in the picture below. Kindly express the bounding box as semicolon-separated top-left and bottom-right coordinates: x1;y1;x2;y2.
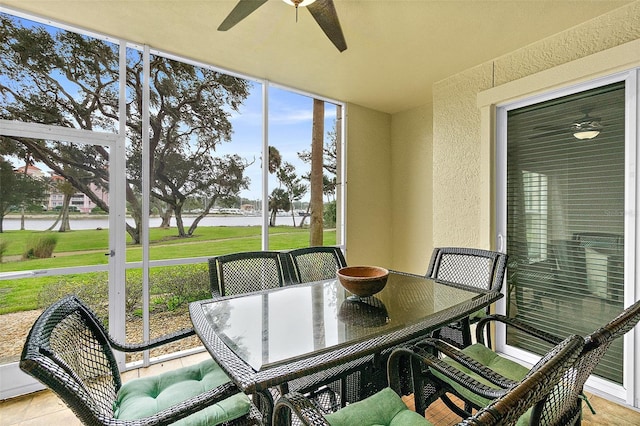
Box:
1;0;634;114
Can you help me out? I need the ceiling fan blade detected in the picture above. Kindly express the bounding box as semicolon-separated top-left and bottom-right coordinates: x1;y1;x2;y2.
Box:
307;0;347;52
218;0;269;31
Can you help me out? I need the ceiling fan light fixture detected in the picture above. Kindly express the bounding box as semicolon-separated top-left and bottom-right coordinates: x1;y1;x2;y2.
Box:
282;0;317;7
282;0;317;22
573;130;601;140
571;115;602;140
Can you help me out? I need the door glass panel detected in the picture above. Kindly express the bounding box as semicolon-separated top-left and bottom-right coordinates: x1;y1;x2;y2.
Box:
506;81;625;383
0;139;111;363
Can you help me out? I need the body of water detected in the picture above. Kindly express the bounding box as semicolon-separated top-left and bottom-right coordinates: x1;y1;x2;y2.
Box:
2;214;300;231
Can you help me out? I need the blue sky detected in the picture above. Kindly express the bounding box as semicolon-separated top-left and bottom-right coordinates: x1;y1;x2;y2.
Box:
221;83;338;202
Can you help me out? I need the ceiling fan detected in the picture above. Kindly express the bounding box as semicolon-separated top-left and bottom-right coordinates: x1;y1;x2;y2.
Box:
532;111;603;140
218;0;347;52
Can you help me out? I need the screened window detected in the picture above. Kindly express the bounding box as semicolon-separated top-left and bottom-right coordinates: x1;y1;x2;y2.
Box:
506;81;625;384
1;11;345;371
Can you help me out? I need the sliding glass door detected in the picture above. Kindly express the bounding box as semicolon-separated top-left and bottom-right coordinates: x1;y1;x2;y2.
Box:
496;70;638;404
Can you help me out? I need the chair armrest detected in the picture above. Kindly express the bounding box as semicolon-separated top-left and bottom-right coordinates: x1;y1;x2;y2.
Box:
109;327;197;353
413;338;518;394
273;391;330;426
475;314;564;347
387;346;510;401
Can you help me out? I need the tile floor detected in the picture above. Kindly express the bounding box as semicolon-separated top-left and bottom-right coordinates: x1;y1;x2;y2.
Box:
2;351;640;425
412;392;640;426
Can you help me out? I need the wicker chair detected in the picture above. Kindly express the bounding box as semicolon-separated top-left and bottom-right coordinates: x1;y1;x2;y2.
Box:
414;298;640;424
426;247;508;348
272;335;584;426
208;251;292;297
20;295;262;426
286;246;347;284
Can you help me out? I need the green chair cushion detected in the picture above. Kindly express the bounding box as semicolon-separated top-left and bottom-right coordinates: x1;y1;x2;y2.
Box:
113;358;251;425
324;387;431;426
432;343;532;425
468;309;486;321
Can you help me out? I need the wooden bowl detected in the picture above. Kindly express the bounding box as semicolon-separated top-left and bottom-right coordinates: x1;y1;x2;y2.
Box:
337;266;389;298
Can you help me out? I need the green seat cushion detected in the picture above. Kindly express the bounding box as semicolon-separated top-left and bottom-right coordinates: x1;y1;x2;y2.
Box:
432;343;533;425
324;387;431;426
468;309;486;321
114;358;250;425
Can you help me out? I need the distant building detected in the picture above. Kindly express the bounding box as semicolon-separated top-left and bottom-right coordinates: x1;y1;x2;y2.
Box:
49;174;109;213
15;164;45;178
15;165;108;213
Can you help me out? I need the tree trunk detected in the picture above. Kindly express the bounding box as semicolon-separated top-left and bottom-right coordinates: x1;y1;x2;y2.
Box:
159;207;172;228
58;194;71;232
290;197;297;227
187;196;217;236
20;157;30;231
174;205;187;237
47;209;62;231
310;99;324;246
298;205;311;228
20;206;25;231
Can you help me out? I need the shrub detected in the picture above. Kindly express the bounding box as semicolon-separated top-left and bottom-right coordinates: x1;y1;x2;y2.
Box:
323;201;337;228
38;264;210;320
149;264;210;311
38;272;109;320
23;234;58;259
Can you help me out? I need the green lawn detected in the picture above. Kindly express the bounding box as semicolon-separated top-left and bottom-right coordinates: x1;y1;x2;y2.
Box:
0;226;336;314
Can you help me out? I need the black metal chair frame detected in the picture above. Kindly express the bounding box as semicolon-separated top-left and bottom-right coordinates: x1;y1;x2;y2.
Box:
272;335;585;426
427;247;508;348
208;251;293;297
20;295;262;426
415;298;640;425
286;246;347;284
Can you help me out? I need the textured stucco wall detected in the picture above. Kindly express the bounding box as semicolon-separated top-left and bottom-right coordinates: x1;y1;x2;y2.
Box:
390;104;433;273
432;62;493;247
431;0;640;249
344;103;393;268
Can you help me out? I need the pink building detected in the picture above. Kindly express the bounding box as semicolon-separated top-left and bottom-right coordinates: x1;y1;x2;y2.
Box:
48;174;109;213
16;165;108;213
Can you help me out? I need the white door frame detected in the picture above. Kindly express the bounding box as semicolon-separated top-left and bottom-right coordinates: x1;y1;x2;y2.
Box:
0;120;125;399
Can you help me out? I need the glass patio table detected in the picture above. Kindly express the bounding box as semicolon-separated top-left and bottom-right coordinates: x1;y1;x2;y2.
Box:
189;270;502;408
